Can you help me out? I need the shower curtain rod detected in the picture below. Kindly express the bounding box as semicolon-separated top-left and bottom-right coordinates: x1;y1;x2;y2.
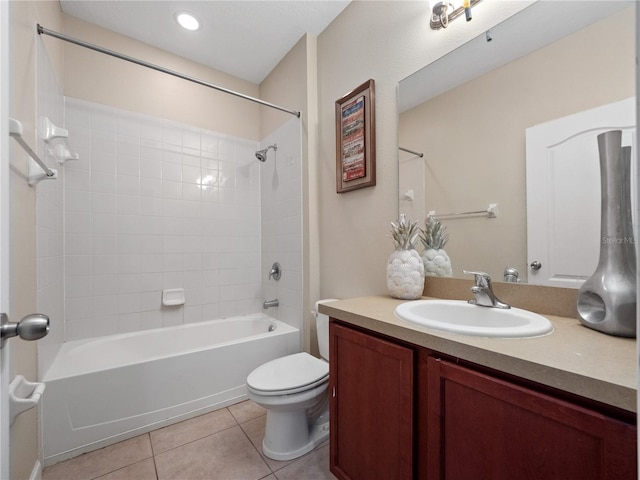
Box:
37;24;301;118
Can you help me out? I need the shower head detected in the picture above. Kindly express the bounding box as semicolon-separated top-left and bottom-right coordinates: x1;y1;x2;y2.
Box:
255;149;267;162
255;144;277;162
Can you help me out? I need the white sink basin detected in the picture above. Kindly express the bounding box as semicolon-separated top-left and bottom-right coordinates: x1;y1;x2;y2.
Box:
395;300;553;338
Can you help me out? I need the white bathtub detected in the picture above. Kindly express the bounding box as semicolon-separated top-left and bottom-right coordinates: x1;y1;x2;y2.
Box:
42;314;299;466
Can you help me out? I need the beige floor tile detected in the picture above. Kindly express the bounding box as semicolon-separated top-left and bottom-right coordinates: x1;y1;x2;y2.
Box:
155;425;271;480
95;458;157;480
239;415;296;472
238;414;266;451
228;399;266;424
273;444;337;480
150;408;238;454
239;416;330;474
43;434;153;480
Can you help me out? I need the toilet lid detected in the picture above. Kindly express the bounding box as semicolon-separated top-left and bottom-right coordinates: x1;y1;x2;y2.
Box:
247;352;329;393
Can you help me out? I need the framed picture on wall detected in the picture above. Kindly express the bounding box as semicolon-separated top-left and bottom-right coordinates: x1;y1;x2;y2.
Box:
335;79;376;193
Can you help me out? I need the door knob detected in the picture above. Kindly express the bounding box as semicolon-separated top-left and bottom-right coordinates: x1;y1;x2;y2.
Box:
0;313;50;348
530;261;542;271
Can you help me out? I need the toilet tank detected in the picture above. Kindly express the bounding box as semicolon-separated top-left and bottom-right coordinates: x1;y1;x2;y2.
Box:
315;299;339;361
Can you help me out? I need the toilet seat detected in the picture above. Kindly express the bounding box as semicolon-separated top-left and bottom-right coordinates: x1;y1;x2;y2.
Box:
247;352;329;396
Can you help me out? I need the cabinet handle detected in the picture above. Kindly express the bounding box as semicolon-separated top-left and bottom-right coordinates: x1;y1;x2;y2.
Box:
332;387;336;397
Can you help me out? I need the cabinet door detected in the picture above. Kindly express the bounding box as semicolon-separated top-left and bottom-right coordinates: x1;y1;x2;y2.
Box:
330;322;414;480
427;357;637;480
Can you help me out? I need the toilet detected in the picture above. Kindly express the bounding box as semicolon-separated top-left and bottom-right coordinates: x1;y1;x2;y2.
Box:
246;299;337;461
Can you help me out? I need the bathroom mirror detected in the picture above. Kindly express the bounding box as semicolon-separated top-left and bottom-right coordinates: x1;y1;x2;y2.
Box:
398;0;635;285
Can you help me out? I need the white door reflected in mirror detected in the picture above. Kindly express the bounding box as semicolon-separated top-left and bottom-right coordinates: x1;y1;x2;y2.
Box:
526;98;636;288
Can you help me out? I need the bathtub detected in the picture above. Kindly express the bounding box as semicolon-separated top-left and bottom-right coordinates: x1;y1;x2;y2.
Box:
41;314;299;466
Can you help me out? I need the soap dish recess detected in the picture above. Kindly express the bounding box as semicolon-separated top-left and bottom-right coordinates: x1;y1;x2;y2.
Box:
162;288;185;306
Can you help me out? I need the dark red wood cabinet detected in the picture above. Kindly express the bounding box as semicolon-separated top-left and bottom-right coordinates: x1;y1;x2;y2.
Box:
329;321;414;480
427;357;637;480
329;320;637;480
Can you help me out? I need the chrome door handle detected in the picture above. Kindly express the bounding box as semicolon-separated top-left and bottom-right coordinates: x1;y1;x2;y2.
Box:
0;313;49;348
530;261;542;271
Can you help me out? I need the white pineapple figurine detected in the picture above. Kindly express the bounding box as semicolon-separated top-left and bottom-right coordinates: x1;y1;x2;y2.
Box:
386;214;425;300
421;216;452;277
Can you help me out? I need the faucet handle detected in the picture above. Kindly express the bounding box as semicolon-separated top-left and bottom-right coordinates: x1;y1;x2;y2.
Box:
268;262;282;281
463;270;492;287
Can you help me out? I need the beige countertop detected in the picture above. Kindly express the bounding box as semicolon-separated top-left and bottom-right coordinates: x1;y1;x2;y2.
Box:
319;295;638;413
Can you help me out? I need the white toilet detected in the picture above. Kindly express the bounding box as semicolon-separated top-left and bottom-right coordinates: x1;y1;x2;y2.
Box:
246;299;337;461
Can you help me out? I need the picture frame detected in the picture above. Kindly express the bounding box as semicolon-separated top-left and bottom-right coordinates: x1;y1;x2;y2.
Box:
335;79;376;193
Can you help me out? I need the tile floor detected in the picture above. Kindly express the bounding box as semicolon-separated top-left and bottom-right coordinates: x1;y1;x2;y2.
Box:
42;400;338;480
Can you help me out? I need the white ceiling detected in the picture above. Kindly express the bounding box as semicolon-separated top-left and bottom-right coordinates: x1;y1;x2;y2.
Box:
59;0;350;84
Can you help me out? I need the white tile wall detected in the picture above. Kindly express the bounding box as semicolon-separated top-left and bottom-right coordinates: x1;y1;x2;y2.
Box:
35;38;66;377
260;118;304;333
61;98;264;341
36;53;302;353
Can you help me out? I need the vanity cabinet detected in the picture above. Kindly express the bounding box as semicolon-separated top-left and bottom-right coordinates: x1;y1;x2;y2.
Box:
329;320;637;480
329;321;414;480
427;357;637;480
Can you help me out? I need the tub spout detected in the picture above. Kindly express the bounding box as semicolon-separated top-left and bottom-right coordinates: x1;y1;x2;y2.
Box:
263;299;279;309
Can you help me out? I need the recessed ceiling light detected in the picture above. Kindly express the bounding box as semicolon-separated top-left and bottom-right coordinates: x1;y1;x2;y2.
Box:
175;12;200;31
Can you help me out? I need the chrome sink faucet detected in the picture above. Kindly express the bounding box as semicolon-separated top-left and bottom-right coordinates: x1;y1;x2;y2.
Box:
463;270;510;309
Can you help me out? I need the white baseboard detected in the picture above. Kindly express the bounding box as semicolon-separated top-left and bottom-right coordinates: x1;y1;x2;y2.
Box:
29;460;42;480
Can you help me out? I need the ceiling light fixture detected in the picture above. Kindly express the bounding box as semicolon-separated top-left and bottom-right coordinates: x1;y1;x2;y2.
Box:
175;12;200;31
430;0;481;30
